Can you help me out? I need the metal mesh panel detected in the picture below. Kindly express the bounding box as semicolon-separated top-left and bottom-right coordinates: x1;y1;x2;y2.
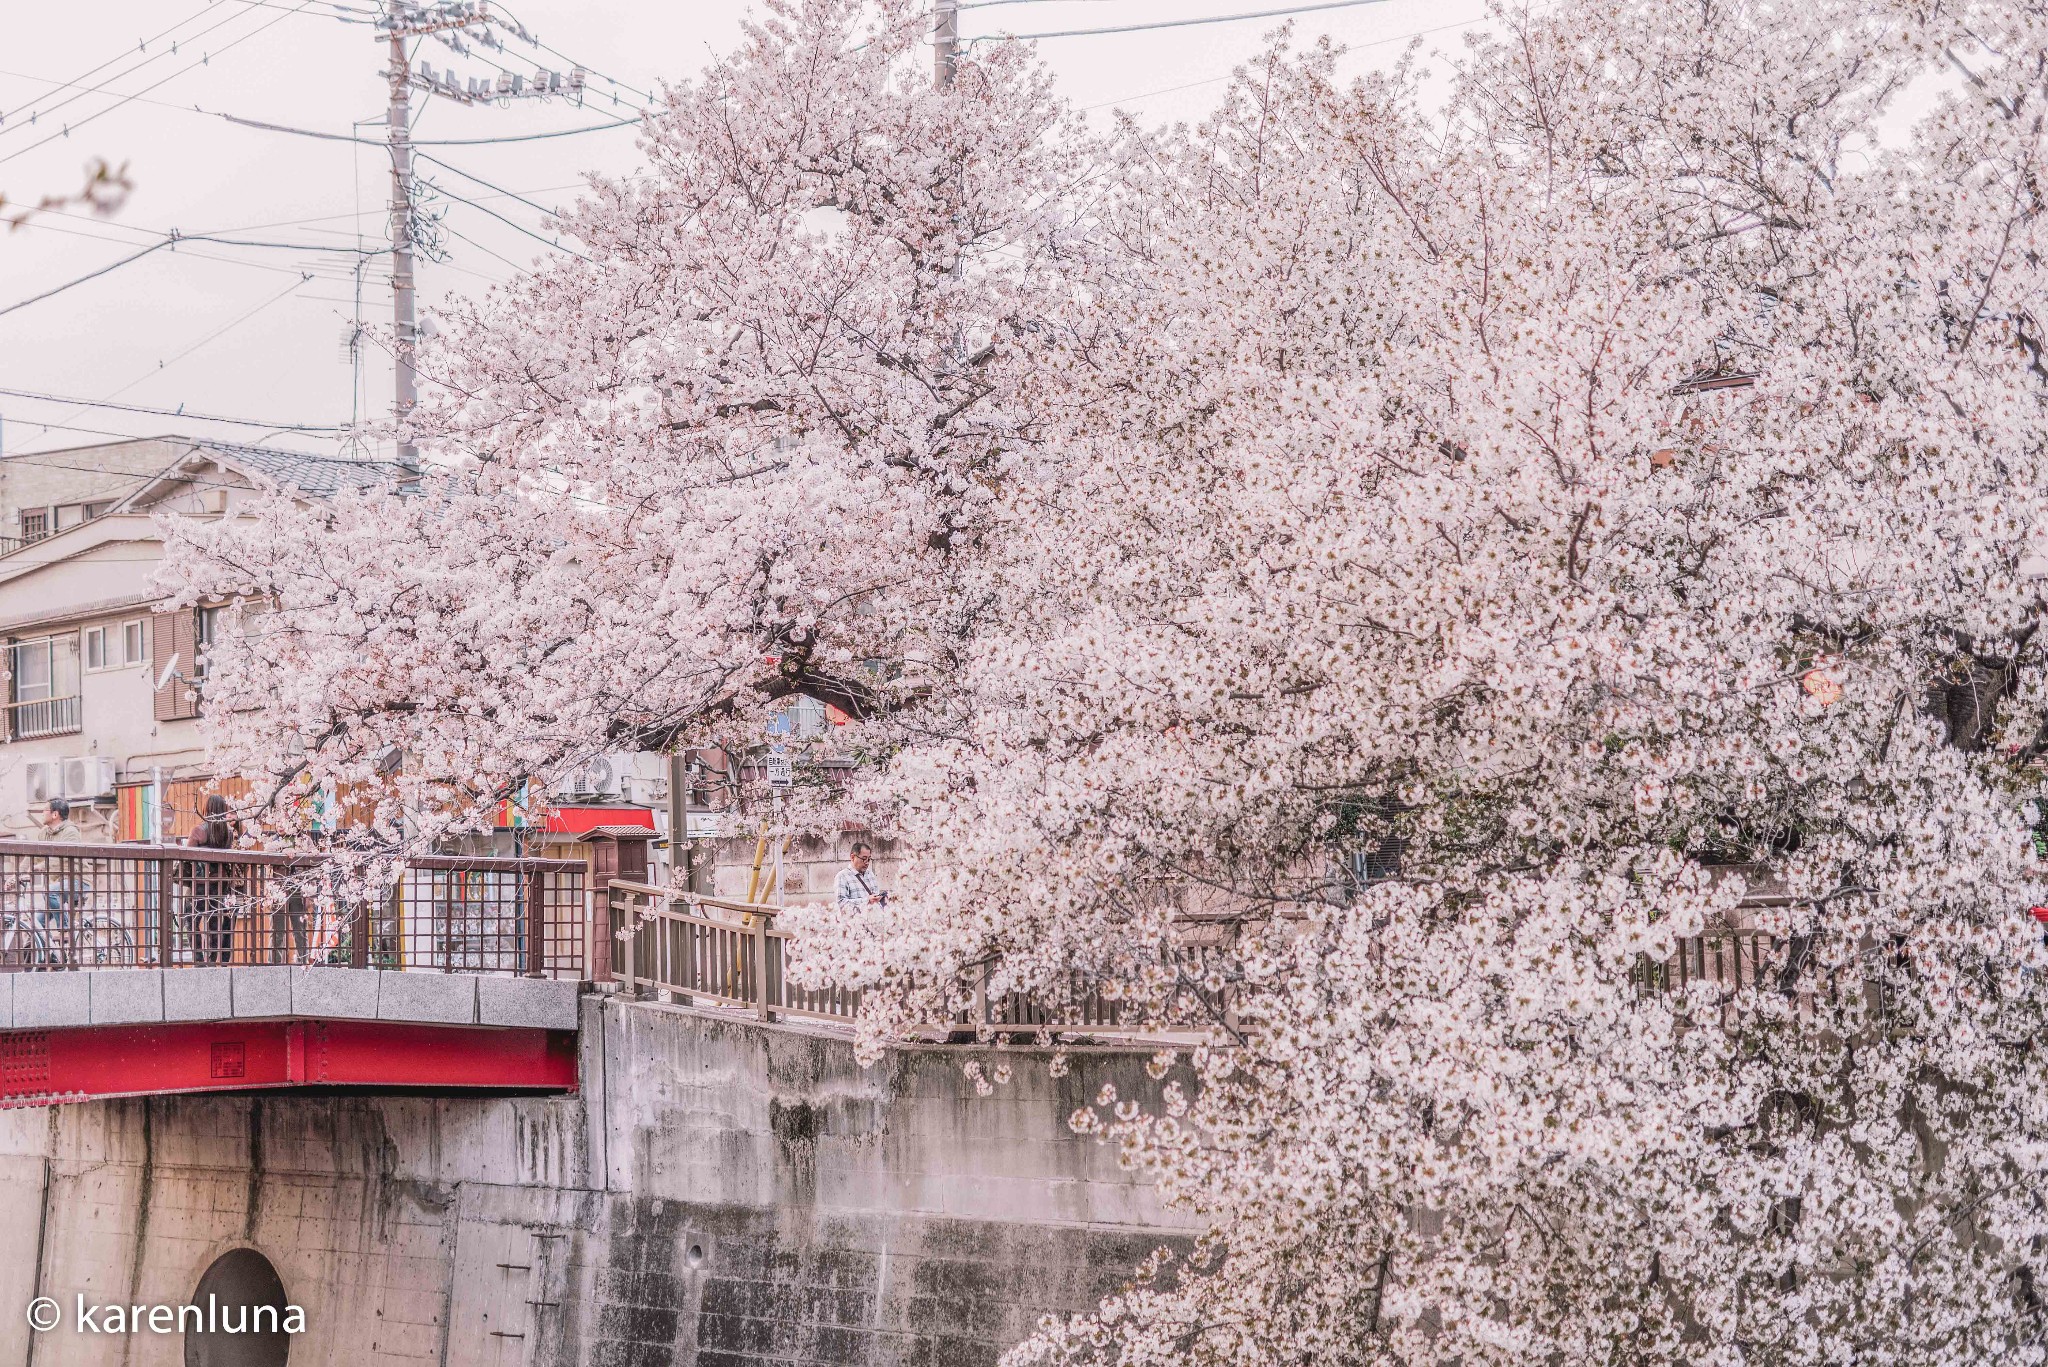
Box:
0;841;584;978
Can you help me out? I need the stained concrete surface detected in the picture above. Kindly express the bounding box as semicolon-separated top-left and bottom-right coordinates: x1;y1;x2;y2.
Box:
0;994;1191;1367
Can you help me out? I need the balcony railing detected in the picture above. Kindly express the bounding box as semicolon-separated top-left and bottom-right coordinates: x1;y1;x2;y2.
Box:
0;841;586;975
7;695;80;741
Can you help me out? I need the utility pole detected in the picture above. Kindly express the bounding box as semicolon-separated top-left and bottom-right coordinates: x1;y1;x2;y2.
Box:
933;0;958;90
373;2;589;476
384;0;420;474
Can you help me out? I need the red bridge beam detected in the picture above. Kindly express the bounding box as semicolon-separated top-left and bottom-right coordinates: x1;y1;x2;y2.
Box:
0;1019;578;1107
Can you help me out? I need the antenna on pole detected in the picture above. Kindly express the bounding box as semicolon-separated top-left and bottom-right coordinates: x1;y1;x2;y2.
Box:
933;0;958;90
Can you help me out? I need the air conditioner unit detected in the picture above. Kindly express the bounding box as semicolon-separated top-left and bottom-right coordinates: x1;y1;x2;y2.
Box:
60;756;117;801
24;762;56;805
562;754;627;798
623;773;669;807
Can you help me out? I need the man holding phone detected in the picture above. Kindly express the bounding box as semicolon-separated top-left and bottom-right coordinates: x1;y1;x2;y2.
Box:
835;842;885;908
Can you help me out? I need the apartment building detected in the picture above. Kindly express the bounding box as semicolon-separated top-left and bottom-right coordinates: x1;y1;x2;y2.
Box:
0;438;400;839
0;436;202;550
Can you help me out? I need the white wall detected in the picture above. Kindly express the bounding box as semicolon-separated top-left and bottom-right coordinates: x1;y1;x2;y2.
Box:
0;533;205;836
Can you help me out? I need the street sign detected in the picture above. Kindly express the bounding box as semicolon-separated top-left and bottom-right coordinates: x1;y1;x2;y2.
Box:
765;749;793;789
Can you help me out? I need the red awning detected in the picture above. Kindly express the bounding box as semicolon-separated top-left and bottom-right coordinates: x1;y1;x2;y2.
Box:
544;806;656;836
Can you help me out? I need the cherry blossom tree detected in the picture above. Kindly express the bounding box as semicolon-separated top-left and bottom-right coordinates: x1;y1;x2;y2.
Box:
164;0;2048;1361
164;0;1088;832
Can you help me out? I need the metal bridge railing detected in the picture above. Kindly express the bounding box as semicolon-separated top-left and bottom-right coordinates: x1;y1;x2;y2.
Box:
0;840;585;977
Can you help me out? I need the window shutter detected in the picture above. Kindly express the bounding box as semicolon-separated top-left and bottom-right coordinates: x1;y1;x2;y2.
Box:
172;611;199;720
153;611;200;722
151;614;176;721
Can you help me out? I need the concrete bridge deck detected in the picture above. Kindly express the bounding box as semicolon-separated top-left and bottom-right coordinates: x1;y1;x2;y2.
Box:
0;965;581;1031
1;968;583;1105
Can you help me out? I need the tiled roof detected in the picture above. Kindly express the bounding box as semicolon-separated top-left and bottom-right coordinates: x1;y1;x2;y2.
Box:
192;441;405;498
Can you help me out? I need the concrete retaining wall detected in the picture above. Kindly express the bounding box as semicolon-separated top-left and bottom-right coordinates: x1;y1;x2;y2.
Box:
0;995;1191;1367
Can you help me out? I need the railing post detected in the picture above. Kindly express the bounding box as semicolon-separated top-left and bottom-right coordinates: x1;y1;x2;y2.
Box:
525;867;545;978
349;894;369;969
754;910;772;1023
153;854;173;968
385;879;402;970
619;889;637;997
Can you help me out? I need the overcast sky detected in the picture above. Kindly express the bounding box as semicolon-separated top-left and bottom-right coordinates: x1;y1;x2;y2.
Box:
0;0;1492;466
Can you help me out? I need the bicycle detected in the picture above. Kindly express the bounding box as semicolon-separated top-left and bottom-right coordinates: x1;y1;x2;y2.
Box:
0;871;134;968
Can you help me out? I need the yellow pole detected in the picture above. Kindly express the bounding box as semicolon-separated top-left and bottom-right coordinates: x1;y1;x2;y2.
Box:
743;832;767;904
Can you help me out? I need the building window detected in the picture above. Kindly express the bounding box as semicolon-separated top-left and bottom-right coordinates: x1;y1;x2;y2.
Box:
87;620;146;671
8;634;81;740
19;510;46;544
766;695;828;740
12;635;79;702
194;605;223;678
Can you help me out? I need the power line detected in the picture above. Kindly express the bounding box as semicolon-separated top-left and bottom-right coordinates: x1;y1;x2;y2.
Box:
216;109;640;145
0;231;387;321
0;2;321;168
1077;12;1505;111
1;279;318;479
0;239;175;318
412;151;569;220
0;416;382;465
423;176;589;262
0;0;245;129
0;386;349;433
0;66;203;123
0;448;345;496
22;177;592;242
433;217;533;278
238;0;375;18
107;277;313;402
486;1;658;109
10;214;384;289
3;416;191;447
968;0;1394;42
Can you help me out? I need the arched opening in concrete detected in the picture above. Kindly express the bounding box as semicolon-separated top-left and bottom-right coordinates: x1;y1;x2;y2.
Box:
185;1247;291;1367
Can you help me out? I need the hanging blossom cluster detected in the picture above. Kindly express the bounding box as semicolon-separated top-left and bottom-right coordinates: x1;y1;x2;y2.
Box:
164;0;2048;1360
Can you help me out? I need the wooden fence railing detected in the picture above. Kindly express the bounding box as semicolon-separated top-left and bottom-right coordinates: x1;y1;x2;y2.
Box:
611;885;1906;1033
606;881;1150;1031
607;882;859;1023
1632;927;1903;1019
1632;929;1797;995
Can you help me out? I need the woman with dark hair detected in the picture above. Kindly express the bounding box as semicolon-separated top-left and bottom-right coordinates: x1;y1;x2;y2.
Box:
185;794;240;965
